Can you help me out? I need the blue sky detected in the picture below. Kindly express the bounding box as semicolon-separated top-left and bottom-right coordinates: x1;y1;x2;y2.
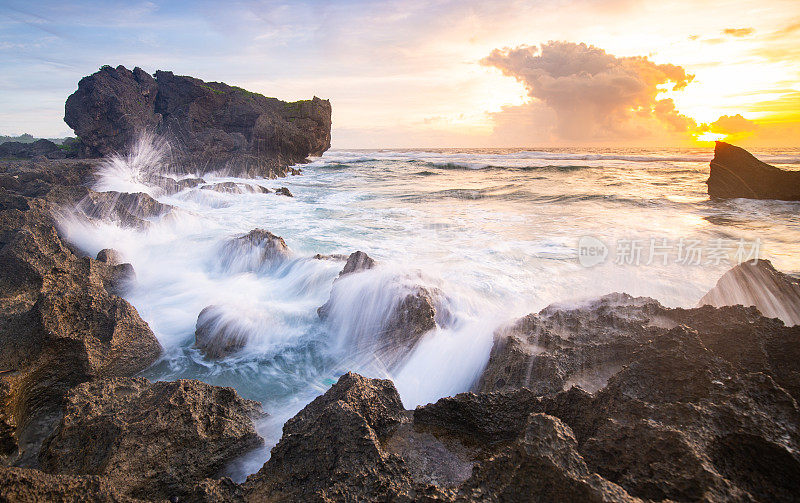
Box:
1;0;798;147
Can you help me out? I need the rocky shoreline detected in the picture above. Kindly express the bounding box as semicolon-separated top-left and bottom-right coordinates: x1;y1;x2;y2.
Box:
2;68;800;501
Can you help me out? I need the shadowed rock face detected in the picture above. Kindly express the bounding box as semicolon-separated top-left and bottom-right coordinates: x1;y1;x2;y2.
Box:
194;305;250;359
708;141;800;200
699;259;800;326
65;65;332;177
0;139;68;160
40;377;265;501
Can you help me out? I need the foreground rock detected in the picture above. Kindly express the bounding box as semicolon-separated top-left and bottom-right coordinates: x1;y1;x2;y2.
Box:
40;377;265;501
65;65;332;177
0;159;162;467
699;259;800;326
708;141;800;200
0;466;140;502
243;372;637;502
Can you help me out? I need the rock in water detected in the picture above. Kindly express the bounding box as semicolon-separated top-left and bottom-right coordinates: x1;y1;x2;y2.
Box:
699;259;800;326
194;305;250;358
65;65;331;177
708;141;800;200
218;228;290;273
338;250;376;277
40;377;265;501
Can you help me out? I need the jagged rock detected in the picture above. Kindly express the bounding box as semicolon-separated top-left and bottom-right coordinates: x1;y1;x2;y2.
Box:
243;372;435;502
40;377;265;501
65;65;331;177
202;182;270;194
699;259;800;326
0;159;161;467
65;66;160;158
462;413;637;502
218;228;290;273
194;305;249;359
708;141;800;200
0;139;68;160
0;466;140;502
339;250;376;277
274;187;293;197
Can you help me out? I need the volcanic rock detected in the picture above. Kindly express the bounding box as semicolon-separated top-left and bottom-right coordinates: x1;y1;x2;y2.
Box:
65;65;332;177
708;141;800;200
40;377;265;501
699;259;800;326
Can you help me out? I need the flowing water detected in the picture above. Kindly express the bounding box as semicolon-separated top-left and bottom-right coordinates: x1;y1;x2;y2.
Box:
57;139;800;478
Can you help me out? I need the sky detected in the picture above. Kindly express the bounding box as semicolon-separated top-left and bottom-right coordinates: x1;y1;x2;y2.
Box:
0;0;798;148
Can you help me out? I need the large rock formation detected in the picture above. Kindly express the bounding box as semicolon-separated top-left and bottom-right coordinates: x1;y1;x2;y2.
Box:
0;139;69;160
40;377;265;501
699;259;800;326
0;159;163;467
708;141;800;200
65;65;332;177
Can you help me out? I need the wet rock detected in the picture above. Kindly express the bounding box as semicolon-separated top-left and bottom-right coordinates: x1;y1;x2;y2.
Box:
339;250;376;277
274;187;293;197
312;252;348;261
95;248;121;265
708;141;800;200
144;174;205;195
218;228;290;273
65;65;332;177
40;377;265;501
202;182;270;194
477;293;661;394
699;259;800;325
194;305;249;359
75;190;172;227
317;252;444;369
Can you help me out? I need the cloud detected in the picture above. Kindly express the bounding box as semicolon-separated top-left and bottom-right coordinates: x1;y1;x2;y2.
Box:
708;114;757;134
723;27;754;37
482;41;697;143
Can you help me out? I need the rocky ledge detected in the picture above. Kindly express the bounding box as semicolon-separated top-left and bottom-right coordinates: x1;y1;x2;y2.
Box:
63;65;331;177
708;141;800;200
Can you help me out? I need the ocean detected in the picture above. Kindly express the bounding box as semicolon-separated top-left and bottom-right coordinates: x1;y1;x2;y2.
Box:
58;143;800;478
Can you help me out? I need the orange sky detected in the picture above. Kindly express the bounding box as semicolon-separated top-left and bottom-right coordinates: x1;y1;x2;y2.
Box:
1;0;799;148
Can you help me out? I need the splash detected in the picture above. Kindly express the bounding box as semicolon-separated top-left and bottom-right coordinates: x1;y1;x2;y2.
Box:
93;132;171;196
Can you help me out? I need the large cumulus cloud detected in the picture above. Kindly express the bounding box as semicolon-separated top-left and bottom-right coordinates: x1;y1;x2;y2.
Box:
482;41;698;143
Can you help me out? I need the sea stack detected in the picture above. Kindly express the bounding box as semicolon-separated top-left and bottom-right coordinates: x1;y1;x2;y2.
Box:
708;141;800;200
64;65;332;177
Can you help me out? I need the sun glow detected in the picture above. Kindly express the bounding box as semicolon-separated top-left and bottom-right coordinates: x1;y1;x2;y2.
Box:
695;131;727;142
